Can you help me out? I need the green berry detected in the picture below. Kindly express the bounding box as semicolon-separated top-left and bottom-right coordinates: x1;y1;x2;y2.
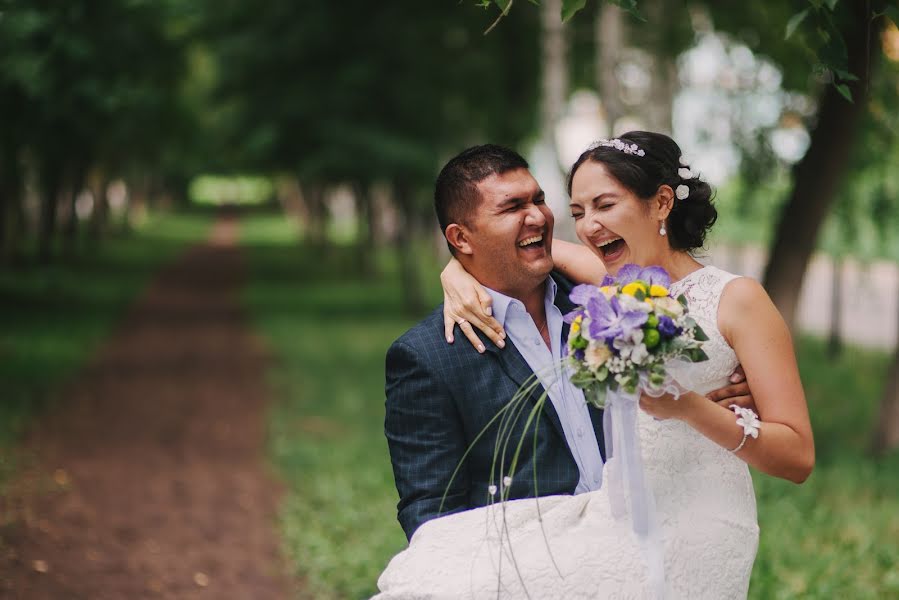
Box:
644;328;661;349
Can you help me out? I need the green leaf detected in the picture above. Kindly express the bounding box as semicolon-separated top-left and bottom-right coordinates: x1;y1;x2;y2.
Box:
607;0;645;21
561;0;587;22
785;8;810;40
882;6;899;26
596;366;609;382
835;83;853;103
824;0;839;10
494;0;513;12
693;325;709;342
570;370;595;388
832;68;859;82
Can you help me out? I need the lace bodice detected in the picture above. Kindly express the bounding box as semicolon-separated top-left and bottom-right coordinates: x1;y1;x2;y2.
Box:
666;265;740;394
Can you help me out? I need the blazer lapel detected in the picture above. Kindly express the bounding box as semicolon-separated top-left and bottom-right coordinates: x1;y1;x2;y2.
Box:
482;337;567;443
477;273;583;453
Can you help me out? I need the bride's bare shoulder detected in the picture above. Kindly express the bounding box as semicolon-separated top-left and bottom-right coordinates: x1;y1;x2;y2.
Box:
717;276;783;344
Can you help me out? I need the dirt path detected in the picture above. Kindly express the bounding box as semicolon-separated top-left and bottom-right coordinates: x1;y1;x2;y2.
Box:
0;217;295;599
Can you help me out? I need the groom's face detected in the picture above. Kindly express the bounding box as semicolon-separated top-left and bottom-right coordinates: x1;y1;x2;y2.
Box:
465;168;554;294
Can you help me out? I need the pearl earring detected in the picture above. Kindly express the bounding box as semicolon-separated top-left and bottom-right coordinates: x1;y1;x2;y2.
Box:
659;223;667;236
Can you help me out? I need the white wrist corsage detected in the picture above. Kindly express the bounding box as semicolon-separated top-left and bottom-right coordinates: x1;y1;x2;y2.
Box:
729;405;761;453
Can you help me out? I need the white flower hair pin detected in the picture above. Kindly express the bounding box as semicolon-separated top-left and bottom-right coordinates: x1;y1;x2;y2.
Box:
594;138;646;157
675;156;696;200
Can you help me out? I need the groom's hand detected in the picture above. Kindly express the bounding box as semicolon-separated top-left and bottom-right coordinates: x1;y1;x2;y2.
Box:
706;366;757;412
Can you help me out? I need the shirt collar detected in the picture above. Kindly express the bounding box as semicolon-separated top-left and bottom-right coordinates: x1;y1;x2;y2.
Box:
484;277;557;327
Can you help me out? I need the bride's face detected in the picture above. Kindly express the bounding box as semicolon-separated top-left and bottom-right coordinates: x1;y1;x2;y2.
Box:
569;160;670;274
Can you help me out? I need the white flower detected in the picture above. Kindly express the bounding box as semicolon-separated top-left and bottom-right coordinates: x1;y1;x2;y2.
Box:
629;343;649;365
677;167;693;179
619;294;653;313
653;296;684;317
675;185;690;200
585;342;612;369
732;406;762;437
488;484;497;496
679;155;691;166
502;476;512;488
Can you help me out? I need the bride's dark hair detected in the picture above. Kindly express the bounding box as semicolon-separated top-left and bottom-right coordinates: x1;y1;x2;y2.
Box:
566;131;717;252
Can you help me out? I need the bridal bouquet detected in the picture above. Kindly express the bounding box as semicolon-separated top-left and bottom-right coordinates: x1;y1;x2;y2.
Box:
564;264;708;409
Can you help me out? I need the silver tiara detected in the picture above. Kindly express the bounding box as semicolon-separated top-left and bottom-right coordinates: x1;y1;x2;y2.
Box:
593;138;645;157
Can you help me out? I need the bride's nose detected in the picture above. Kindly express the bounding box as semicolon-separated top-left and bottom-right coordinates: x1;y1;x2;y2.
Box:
583;209;605;236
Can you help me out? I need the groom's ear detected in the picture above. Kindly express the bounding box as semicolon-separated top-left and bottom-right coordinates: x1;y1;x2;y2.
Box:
445;223;474;255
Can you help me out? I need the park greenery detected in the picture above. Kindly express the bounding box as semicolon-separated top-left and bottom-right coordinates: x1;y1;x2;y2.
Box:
1;0;899;596
240;211;899;599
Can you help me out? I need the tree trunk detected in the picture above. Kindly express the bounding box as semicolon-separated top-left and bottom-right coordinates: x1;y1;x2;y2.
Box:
88;169;109;246
303;183;328;247
392;179;426;316
872;286;899;455
643;0;676;134
352;181;376;279
0;148;11;263
827;255;843;359
64;164;87;254
596;2;625;134
540;0;568;171
761;5;875;329
37;162;62;263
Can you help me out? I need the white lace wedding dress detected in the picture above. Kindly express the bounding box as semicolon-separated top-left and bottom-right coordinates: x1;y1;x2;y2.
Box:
374;266;759;599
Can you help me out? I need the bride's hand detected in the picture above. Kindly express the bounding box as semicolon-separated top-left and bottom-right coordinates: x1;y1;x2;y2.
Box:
639;391;702;421
441;257;506;353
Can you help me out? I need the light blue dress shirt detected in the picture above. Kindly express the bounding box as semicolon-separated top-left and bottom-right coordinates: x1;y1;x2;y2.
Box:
485;279;604;493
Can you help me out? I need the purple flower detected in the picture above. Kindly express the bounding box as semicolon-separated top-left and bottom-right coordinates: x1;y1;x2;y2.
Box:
637;266;671;288
612;264;671;288
570;284;602;306
599;274;615;287
614;264;642;285
586;294;648;340
574;348;586;361
563;308;584;324
658;315;681;338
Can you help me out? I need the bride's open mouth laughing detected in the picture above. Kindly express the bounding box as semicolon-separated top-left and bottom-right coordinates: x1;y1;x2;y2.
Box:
595;236;626;264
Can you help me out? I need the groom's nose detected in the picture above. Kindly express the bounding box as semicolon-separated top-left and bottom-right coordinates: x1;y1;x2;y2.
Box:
524;203;546;227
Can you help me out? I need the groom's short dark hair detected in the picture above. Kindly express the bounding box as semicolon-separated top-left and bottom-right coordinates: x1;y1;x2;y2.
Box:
434;144;529;246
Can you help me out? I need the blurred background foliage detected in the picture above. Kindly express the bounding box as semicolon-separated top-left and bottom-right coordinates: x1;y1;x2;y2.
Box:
2;0;899;597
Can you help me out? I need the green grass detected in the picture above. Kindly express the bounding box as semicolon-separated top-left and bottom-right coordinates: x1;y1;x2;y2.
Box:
240;212;899;599
241;212;445;599
750;340;899;599
0;211;212;486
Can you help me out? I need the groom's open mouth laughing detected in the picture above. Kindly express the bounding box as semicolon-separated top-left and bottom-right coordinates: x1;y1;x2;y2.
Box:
517;230;549;256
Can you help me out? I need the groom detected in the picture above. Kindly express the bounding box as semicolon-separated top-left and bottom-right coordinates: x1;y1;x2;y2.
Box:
385;144;749;541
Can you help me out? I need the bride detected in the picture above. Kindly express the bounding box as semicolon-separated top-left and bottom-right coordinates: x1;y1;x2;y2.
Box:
374;131;814;599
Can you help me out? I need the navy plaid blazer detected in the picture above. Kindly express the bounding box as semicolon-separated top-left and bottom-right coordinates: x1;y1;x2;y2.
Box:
385;272;605;540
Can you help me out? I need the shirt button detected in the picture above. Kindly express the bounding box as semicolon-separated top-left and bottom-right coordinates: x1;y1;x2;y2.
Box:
594;475;601;484
577;428;584;438
534;338;541;346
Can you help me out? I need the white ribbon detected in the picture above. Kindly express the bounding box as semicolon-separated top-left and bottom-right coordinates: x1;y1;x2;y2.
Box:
603;387;668;599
